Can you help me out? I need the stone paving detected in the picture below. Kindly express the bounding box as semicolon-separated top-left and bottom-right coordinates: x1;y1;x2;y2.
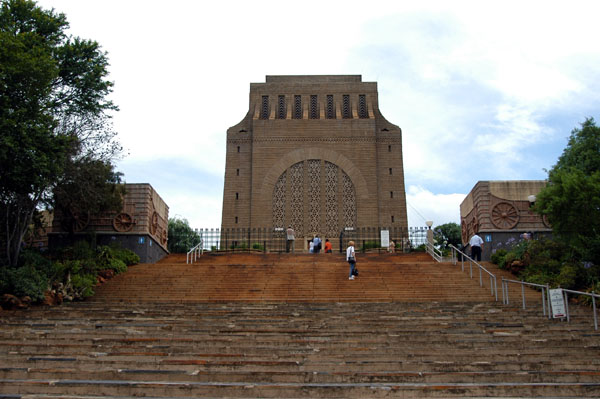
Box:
0;252;598;398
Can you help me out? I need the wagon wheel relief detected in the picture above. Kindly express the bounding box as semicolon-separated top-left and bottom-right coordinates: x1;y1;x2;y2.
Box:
149;211;159;235
470;215;479;234
113;212;135;232
543;214;551;228
61;209;90;233
461;219;468;244
491;202;519;229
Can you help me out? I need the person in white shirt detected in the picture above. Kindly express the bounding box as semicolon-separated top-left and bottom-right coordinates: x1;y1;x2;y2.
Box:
469;233;484;261
286;226;295;253
346;241;356;280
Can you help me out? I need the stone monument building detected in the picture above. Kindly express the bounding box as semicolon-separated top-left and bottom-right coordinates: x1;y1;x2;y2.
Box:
461;180;551;261
221;75;407;249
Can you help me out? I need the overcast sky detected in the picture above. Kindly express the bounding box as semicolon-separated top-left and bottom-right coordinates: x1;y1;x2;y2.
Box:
37;0;600;229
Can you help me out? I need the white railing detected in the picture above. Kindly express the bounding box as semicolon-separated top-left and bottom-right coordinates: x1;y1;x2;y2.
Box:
449;244;498;301
502;277;599;330
186;240;204;264
426;242;443;262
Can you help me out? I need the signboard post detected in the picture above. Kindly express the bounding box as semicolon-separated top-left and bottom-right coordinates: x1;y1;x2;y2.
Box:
549;288;566;318
380;230;390;248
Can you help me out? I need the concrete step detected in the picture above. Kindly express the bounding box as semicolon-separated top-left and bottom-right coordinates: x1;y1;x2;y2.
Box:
0;254;597;398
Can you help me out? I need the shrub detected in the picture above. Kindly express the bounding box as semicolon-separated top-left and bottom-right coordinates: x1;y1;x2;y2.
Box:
108;244;140;266
106;258;127;274
0;267;11;294
10;265;48;301
251;242;264;251
96;246;129;273
70;273;96;298
556;263;578;289
414;244;427;252
72;240;95;261
18;249;53;279
491;249;508;267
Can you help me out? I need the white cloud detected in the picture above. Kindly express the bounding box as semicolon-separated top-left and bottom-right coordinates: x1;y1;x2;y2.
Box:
33;0;600;228
406;186;465;227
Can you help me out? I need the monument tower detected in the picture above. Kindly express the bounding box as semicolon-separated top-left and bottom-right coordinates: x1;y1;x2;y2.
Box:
221;75;407;247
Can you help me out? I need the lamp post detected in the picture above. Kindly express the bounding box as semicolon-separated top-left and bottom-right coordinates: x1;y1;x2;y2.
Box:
425;221;433;246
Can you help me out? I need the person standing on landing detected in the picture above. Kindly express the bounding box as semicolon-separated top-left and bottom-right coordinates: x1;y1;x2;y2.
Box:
346;241;357;280
286;226;295;253
313;235;322;254
469;232;484;261
324;238;332;253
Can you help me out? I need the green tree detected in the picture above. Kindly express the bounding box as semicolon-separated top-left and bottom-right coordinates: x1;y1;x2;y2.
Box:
433;222;461;250
535;118;600;264
53;158;125;234
168;218;201;253
0;0;119;266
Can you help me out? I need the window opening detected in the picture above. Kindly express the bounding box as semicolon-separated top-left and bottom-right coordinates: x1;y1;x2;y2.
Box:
277;95;285;119
358;94;367;118
326;95;335;119
293;95;302;119
260;95;269;119
342;94;351;118
309;95;318;119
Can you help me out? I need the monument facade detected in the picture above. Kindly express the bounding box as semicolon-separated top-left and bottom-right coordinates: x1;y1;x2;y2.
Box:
461;180;551;260
49;183;169;263
221;75;407;248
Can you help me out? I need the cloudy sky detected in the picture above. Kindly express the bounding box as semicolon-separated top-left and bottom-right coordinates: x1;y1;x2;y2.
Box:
37;0;600;229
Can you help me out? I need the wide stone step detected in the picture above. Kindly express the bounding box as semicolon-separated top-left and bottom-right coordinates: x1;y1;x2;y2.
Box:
2;367;600;384
2;378;600;397
1;253;596;398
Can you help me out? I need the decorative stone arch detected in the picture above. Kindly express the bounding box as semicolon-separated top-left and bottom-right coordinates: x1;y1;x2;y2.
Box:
259;147;369;204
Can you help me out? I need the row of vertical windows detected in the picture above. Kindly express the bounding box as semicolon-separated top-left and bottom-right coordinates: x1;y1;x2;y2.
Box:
261;94;369;120
293;95;302;119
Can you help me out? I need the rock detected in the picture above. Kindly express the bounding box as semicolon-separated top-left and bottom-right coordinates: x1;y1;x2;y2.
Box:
1;294;28;310
97;269;115;279
43;290;63;306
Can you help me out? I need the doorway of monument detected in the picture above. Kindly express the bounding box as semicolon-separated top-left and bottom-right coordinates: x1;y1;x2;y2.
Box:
272;159;357;241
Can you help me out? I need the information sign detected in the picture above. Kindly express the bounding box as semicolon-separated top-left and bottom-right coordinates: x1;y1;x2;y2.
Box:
549;288;566;318
380;230;390;248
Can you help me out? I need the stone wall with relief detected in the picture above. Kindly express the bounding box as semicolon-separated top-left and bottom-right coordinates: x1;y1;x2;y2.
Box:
49;183;169;263
460;180;551;260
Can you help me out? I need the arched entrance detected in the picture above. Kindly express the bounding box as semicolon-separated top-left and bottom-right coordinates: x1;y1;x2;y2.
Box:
272;159;356;239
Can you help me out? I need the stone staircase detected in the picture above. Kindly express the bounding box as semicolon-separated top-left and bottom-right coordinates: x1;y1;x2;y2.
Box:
89;252;523;303
0;252;598;398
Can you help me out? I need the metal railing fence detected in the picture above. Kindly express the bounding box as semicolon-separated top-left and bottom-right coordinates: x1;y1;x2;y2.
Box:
192;226;430;254
426;242;443;262
186;240;204;264
502;277;599;330
449;244;498;301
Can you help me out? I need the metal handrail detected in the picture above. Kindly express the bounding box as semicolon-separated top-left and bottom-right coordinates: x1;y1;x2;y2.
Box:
560;288;599;330
501;278;599;330
449;244;498;301
186;240;204;264
426;242;443;262
501;278;550;316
